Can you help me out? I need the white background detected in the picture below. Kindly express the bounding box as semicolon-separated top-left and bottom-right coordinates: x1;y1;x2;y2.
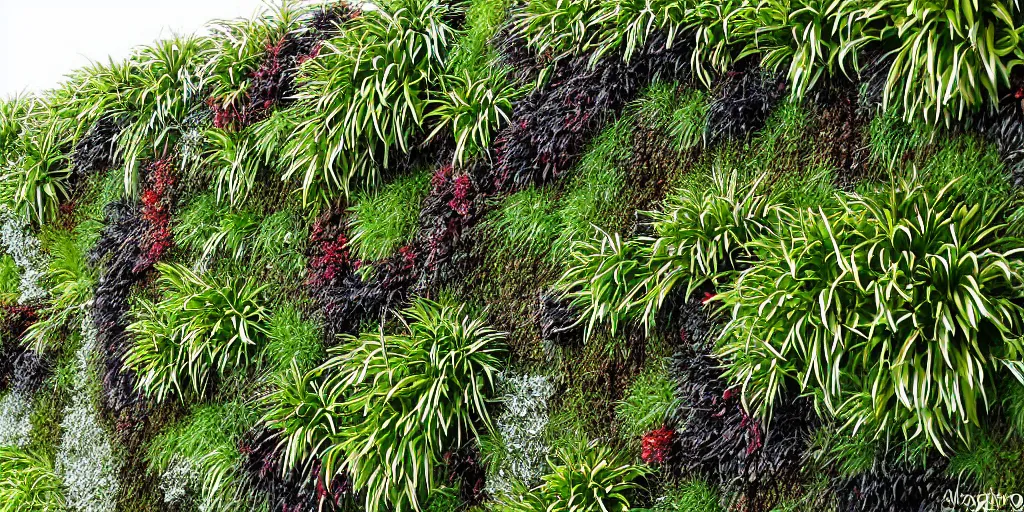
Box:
0;0;271;97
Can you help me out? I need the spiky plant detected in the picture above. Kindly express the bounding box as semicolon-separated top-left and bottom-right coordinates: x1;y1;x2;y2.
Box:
882;0;1024;123
505;439;650;512
264;298;505;512
512;0;611;65
6;119;75;225
0;446;65;512
717;176;1024;452
281;0;454;205
125;263;269;403
427;66;518;167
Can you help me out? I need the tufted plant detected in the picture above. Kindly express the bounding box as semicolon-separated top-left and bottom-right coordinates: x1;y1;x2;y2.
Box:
881;0;1024;124
427;66;518;167
513;0;612;66
506;439;650;512
6;118;75;225
0;446;65;512
264;298;504;512
717;176;1024;453
125;263;269;403
281;0;454;205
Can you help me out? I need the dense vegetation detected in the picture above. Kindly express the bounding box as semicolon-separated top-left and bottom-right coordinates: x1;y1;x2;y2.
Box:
1;0;1022;510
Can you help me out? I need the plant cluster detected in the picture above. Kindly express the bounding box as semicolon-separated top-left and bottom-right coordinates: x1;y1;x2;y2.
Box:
503;439;650;512
264;299;505;512
125;263;269;403
0;446;65;512
717;177;1024;452
481;373;556;497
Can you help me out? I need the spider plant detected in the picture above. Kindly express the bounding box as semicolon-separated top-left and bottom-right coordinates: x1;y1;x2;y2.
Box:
6;118;75;225
125;263;269;403
0;446;65;512
717;176;1024;453
21;234;97;352
882;0;1024;123
505;439;650;512
427;66;518;167
513;0;613;63
263;298;505;512
281;0;454;205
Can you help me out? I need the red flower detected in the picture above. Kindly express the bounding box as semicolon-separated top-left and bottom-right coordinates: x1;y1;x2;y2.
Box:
701;291;716;304
641;426;674;465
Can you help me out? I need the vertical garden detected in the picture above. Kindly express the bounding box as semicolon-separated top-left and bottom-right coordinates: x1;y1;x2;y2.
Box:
1;0;1023;510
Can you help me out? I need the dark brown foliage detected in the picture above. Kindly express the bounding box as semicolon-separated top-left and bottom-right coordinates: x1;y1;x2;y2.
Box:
832;460;958;512
705;66;787;144
668;294;815;512
72;116;123;176
536;289;581;347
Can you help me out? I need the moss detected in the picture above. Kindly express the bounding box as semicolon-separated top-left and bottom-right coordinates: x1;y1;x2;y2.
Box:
649;480;723;512
481;186;561;262
614;360;677;444
348;168;431;262
262;304;324;379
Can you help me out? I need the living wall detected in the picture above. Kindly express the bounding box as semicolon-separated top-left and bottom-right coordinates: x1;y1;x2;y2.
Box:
1;0;1023;510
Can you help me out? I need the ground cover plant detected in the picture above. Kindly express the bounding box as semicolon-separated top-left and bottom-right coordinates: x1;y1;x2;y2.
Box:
1;0;1024;510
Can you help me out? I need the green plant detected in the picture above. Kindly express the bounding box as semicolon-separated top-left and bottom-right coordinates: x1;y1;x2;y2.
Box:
6;119;74;225
882;0;1024;123
148;401;259;512
615;362;679;441
635;169;785;327
0;446;65;512
22;234;97;352
427;66;517;167
264;298;505;512
506;439;649;512
0;255;20;303
633;83;709;151
125;263;269;402
717;176;1024;452
556;228;653;338
204;129;262;206
281;0;454;204
644;479;722;512
262;304;324;378
513;0;611;63
348;169;431;262
482;186;560;261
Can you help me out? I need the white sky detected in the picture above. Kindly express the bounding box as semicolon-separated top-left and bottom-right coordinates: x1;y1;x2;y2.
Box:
0;0;270;98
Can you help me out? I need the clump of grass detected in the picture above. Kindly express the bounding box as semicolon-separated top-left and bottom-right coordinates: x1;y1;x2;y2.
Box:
745;100;813;174
914;135;1009;201
633;83;709;151
0;446;66;511
947;430;1024;493
648;480;722;512
614;361;678;442
482;186;560;261
147;401;259;512
866;111;937;172
550;119;631;264
262;304;323;379
448;0;513;73
348;169;431;262
251;208;308;282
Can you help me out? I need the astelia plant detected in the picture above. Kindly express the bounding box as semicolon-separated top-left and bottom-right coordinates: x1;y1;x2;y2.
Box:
263;298;505;512
556;228;653;338
513;0;612;66
717;176;1024;453
634;169;786;330
125;263;269;403
7;118;75;225
506;439;650;512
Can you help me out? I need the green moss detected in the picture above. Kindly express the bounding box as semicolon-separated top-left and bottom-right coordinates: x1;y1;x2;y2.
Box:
614;360;678;443
482;187;560;261
348;169;431;262
262;304;324;379
648;480;722;512
914;134;1009;201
